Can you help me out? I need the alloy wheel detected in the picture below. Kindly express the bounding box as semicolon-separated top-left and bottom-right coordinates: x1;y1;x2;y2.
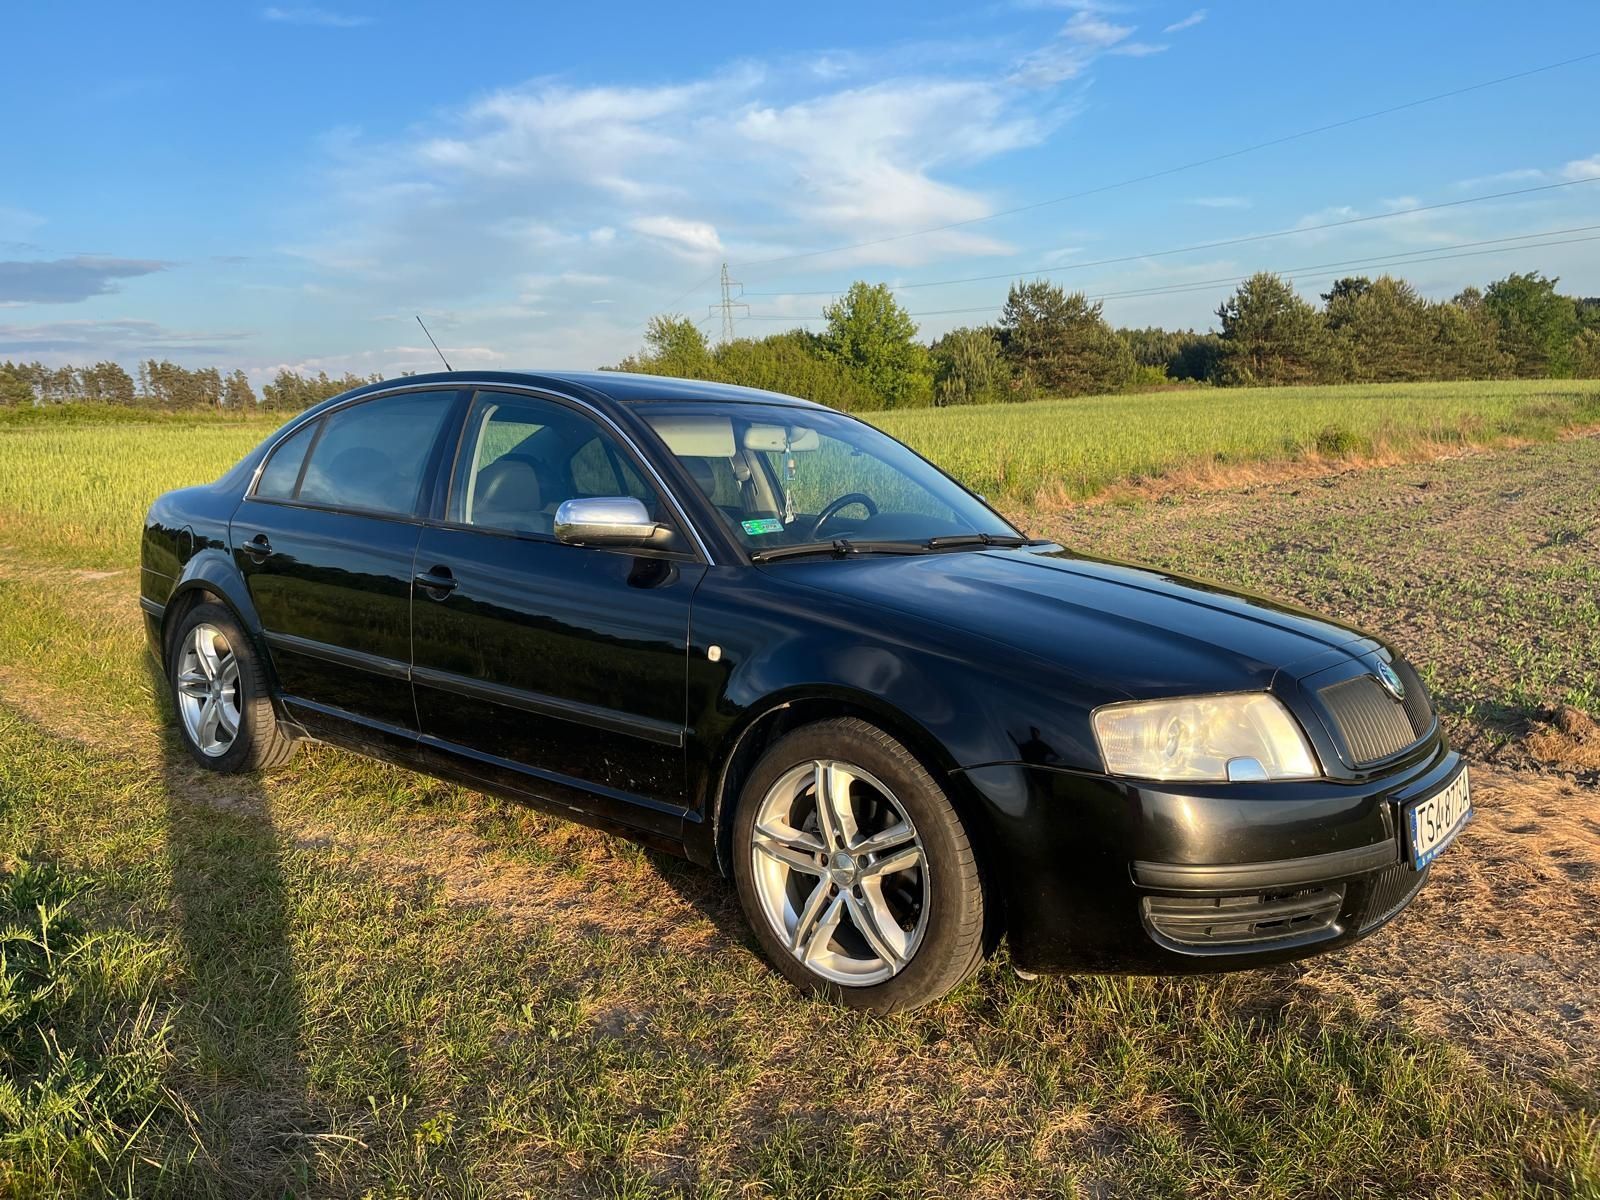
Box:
749;758;930;986
175;623;242;757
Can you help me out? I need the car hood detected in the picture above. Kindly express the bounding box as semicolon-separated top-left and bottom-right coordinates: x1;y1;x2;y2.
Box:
770;545;1374;700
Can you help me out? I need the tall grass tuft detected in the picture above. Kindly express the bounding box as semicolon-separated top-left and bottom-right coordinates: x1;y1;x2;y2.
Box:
0;856;195;1196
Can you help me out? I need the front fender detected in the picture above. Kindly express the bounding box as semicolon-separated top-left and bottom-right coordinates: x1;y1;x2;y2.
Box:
681;566;1110;869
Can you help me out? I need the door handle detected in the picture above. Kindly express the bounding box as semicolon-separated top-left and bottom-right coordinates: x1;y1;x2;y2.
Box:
242;534;273;560
414;567;458;597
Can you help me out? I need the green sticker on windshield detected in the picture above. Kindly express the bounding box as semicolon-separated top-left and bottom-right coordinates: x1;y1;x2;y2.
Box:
741;517;785;536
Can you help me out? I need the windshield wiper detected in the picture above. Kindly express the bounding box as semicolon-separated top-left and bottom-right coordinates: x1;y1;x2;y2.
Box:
924;533;1051;550
750;538;931;563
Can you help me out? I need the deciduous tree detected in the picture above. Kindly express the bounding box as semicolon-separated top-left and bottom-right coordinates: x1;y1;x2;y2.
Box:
820;282;932;408
1483;272;1581;377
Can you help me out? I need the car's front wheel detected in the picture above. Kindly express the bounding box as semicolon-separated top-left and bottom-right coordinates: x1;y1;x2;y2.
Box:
732;717;986;1013
169;602;296;773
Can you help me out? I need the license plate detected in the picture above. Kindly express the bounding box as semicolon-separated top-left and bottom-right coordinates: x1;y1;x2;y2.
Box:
1404;765;1471;869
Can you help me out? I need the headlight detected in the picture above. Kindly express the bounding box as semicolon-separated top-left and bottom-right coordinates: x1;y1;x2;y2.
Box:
1092;693;1319;782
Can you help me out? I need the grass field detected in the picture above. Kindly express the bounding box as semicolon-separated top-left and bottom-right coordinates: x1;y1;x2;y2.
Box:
874;378;1600;503
2;378;1597;570
0;383;1598;1196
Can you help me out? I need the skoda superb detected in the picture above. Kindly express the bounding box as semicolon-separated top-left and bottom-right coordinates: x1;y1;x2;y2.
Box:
141;372;1470;1011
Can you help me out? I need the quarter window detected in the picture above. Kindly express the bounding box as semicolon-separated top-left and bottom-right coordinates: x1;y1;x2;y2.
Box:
293;393;453;516
254;420;318;500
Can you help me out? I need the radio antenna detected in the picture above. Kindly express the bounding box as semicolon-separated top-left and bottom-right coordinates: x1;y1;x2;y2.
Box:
415;315;453;371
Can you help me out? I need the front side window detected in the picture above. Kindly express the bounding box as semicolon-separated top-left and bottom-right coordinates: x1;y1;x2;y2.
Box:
449;391;668;537
288;392;453;516
641;402;1016;553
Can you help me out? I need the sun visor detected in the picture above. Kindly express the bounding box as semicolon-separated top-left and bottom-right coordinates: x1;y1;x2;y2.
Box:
743;424;822;452
649;415;736;457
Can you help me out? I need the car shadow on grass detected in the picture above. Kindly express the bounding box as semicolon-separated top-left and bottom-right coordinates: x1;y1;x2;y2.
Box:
144;656;353;1196
639;842;764;957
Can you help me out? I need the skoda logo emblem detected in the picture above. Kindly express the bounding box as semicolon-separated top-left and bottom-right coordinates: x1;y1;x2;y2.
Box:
1375;661;1406;701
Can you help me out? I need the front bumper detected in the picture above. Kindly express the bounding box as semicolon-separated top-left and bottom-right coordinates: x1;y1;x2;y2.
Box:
957;737;1462;974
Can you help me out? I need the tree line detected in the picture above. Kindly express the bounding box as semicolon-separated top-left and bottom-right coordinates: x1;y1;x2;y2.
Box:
618;269;1600;410
0;360;382;411
5;269;1595;414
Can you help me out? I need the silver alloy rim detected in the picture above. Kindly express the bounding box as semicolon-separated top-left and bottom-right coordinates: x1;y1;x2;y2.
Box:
750;759;929;986
175;623;242;757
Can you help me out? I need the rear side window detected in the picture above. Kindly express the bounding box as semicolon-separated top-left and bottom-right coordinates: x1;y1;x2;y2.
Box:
254;421;318;500
295;393;452;516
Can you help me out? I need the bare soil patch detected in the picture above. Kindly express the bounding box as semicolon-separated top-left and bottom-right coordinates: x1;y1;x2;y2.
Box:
1297;767;1600;1085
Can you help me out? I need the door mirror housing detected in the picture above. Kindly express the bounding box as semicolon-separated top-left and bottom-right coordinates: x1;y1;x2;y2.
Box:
553;496;676;549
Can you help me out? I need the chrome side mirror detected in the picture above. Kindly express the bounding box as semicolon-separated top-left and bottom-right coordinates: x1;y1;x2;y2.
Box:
553;496;670;547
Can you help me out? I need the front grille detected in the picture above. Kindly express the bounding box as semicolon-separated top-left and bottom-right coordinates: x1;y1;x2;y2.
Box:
1318;662;1434;766
1358;861;1429;932
1391;658;1435;738
1143;885;1345;951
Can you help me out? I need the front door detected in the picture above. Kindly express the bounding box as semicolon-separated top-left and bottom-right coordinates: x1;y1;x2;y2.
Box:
409;389;705;841
231;388;460;750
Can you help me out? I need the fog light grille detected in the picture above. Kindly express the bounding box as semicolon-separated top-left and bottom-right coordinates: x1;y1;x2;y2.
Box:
1143;885;1345;950
1359;861;1429;932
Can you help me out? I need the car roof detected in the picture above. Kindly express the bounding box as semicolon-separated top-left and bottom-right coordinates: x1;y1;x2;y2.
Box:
339;369;831;411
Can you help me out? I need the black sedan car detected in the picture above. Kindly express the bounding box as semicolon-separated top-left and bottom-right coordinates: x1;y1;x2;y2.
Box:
141;371;1470;1011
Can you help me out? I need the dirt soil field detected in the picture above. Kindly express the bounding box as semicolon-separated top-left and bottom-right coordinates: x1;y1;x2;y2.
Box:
1032;433;1600;1086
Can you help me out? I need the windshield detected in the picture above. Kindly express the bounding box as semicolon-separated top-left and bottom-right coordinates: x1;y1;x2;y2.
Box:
639;402;1019;555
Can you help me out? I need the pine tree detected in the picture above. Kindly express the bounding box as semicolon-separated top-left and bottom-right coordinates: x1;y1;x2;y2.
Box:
998;280;1133;397
1215;273;1337;386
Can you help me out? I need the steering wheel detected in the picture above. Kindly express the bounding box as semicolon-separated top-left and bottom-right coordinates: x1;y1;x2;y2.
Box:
811;492;879;539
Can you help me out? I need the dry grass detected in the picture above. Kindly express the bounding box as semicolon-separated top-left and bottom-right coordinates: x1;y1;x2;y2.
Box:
2;398;1600;1196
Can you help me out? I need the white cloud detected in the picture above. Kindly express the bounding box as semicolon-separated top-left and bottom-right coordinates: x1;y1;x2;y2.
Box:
1163;9;1207;33
1110;42;1169;57
630;215;724;256
261;6;370;27
1451;153;1600;191
1012;11;1137;85
1453;167;1546;190
202;38;1165;370
413;76;739;196
1562;153;1600;180
732;80;1048;265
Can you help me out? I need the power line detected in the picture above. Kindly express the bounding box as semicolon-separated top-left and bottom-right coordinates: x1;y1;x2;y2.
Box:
728;49;1600;271
658;272;722;316
736;228;1600;321
742;176;1600;300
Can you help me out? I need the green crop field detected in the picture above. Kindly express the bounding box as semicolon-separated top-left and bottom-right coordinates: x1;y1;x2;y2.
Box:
0;382;1598;1197
2;378;1598;571
874;378;1600;503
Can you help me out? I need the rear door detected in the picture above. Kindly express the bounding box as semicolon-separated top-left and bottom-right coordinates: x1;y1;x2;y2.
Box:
410;389;706;841
231;388;462;751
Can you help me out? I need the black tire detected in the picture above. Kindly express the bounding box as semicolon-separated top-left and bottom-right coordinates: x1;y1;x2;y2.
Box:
732;717;986;1013
168;602;296;774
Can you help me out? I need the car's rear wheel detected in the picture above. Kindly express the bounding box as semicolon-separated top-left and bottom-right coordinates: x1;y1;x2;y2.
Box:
169;602;296;773
733;717;986;1013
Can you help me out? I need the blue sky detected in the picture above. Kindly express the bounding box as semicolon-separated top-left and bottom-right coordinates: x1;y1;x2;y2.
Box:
3;1;1598;382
